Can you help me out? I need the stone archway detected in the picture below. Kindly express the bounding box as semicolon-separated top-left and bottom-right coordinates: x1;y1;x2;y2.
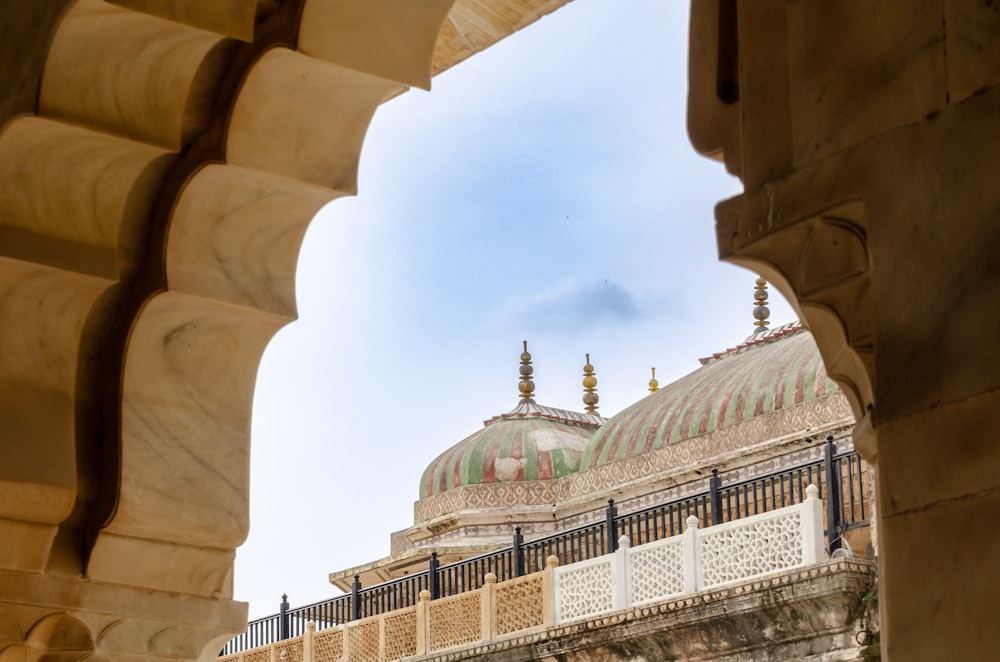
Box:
0;0;573;658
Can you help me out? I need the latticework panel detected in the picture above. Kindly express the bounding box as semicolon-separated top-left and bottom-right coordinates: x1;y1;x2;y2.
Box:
345;619;380;662
274;638;304;662
700;511;804;587
428;592;482;651
218;656;240;662
556;558;614;622
244;648;272;662
383;607;418;659
630;538;685;604
314;627;343;661
495;574;544;635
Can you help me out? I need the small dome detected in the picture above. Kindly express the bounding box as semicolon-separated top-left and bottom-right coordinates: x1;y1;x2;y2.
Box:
419;400;602;499
581;324;838;469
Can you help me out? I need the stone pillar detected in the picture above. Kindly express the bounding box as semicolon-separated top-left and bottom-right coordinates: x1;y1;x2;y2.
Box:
688;2;1000;658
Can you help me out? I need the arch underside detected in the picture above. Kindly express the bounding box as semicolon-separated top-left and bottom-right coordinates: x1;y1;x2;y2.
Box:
0;0;574;658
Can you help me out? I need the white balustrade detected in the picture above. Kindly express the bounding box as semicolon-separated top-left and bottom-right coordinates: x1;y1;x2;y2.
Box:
555;484;825;624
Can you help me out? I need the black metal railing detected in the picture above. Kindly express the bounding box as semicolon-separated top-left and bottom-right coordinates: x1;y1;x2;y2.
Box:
222;437;869;656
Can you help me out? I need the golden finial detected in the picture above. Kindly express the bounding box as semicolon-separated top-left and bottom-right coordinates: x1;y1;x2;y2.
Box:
648;367;659;392
753;277;770;330
518;340;535;400
582;353;598;412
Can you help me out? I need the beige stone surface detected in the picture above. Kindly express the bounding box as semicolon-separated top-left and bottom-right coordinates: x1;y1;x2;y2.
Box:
690;3;1000;658
0;257;110;571
685;0;741;176
227;47;401;192
877;384;1000;519
0;116;172;275
862;88;1000;424
42;0;229;150
785;0;947;167
300;0;456;89
167;164;338;318
942;0;1000;104
874;390;1000;659
878;485;1000;661
109;0;259;42
109;292;282;547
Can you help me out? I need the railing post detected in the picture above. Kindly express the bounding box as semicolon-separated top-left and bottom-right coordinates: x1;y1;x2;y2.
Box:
606;498;618;552
303;621;316;662
542;555;559;627
683;515;699;593
709;468;723;525
614;535;630;611
351;575;362;621
279;593;290;640
513;526;525;577
482;572;497;641
428;552;440;599
415;589;430;655
824;435;842;553
802;484;825;564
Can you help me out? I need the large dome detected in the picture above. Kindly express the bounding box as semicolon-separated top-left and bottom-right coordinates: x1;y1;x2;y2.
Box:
581;324;839;469
419;399;602;499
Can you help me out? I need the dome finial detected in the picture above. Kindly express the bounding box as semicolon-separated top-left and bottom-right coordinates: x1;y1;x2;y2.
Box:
648;367;659;392
753;277;770;331
518;340;535;401
582;353;598;412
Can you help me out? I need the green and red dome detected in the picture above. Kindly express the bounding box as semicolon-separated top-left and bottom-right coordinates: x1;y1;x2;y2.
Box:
580;324;839;469
418;399;602;499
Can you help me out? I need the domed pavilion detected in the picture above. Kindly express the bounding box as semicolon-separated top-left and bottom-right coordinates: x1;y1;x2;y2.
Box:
329;282;868;593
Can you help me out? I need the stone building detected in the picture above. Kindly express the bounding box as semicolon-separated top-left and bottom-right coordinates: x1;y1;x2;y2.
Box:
222;306;878;659
1;1;998;659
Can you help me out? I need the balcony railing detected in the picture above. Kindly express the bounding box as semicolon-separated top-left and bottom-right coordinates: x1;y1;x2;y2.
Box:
223;436;868;655
222;486;840;662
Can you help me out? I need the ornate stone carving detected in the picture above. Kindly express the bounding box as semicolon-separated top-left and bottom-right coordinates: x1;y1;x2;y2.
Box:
555;558;614;623
428;593;482;652
629;539;685;604
495;574;545;636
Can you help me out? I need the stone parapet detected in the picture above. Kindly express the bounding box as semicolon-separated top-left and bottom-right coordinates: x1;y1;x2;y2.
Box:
227;558;875;662
232;492;873;661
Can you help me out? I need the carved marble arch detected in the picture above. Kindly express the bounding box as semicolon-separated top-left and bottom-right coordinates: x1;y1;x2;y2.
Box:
719;201;875;442
0;0;468;657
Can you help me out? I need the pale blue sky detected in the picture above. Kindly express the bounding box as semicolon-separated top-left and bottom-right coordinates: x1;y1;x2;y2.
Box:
238;0;794;618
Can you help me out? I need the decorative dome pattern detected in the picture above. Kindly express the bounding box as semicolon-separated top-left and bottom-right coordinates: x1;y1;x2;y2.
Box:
419;400;603;499
581;325;838;469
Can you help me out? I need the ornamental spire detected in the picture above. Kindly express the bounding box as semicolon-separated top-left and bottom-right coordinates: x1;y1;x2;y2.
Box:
582;354;598;412
518;340;535;401
753;277;770;331
648;367;659;392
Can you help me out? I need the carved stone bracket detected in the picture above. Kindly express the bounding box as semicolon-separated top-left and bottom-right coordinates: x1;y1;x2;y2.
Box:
717;196;874;432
